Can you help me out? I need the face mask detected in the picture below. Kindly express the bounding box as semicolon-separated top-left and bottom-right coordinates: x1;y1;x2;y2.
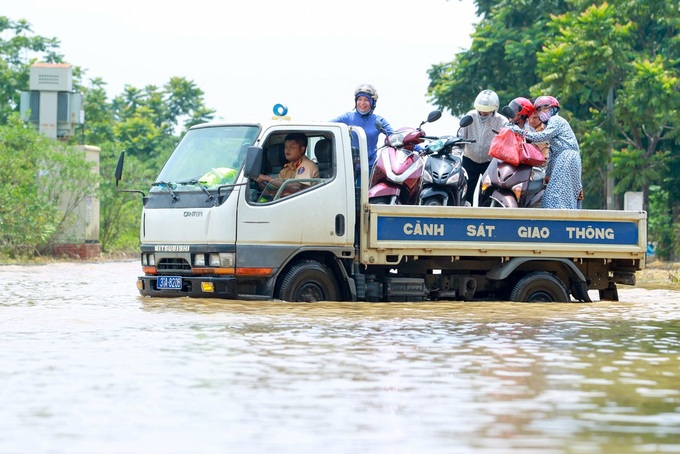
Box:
539;111;551;124
478;112;492;123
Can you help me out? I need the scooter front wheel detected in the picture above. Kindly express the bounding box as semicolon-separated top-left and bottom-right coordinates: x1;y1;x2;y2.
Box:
370;196;396;205
421;196;444;206
482;197;505;208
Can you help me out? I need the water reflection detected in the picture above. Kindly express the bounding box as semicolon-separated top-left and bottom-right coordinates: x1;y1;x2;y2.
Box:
1;261;679;453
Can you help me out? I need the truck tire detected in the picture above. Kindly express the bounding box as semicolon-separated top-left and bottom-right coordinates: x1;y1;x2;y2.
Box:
510;271;570;302
278;260;339;302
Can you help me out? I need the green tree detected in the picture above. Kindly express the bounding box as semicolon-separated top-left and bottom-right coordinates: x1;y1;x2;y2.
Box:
428;0;568;116
0;16;62;123
533;2;679;210
1;16;218;255
429;0;680;258
0;114;99;258
79;76;216;251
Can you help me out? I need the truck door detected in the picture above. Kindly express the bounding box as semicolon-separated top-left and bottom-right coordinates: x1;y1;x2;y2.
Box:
236;126;354;266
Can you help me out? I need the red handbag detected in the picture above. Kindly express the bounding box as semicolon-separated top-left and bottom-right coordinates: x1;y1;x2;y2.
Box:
520;142;546;166
489;128;546;166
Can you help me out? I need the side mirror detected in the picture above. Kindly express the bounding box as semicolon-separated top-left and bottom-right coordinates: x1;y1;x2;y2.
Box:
501;105;516;119
115;151;125;186
459;115;473;128
427;110;442;123
244;146;264;179
375;118;385;134
113;150;146;198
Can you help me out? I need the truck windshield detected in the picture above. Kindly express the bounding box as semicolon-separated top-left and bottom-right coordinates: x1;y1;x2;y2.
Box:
152;125;260;192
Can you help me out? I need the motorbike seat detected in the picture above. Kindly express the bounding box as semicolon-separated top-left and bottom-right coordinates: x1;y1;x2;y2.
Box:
314;139;333;179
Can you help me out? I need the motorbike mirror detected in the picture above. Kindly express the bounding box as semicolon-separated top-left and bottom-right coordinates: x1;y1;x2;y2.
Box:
419;110;442;129
427;110;442;123
501;105;516;119
375;118;385;134
459;115;473;128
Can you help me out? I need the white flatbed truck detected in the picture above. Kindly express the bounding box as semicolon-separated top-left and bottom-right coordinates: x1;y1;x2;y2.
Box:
115;118;646;302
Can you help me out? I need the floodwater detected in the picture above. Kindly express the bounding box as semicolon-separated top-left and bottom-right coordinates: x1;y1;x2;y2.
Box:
1;261;679;454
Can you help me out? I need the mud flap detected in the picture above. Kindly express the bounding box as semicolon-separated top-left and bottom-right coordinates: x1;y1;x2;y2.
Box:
598;282;619;301
571;281;592;302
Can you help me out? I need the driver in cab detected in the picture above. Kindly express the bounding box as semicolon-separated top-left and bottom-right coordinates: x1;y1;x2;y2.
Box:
256;132;319;198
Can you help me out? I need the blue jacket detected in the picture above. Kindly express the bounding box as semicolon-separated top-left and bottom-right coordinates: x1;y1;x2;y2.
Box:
331;111;394;169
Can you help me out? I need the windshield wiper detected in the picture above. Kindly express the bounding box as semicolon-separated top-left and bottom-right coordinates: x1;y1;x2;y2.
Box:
177;179;214;201
151;181;178;202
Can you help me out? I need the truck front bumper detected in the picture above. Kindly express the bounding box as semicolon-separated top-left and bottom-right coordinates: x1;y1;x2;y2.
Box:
138;275;237;299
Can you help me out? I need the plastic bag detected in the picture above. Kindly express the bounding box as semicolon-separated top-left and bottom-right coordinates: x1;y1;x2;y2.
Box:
489;128;546;166
488;128;523;166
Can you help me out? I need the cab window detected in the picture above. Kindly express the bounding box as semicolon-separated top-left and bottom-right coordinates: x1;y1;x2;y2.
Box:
249;131;334;203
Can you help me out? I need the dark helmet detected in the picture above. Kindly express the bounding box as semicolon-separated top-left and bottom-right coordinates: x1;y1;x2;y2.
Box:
508;97;535;119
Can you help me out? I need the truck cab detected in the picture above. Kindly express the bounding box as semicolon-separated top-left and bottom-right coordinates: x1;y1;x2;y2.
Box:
127;120;363;300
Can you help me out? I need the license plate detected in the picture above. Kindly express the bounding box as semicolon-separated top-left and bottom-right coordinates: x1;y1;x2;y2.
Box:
157;276;182;290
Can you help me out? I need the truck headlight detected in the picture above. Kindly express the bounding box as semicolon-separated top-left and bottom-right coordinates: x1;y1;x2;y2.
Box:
142;254;156;267
142;253;155;266
194;254;206;267
210;252;234;267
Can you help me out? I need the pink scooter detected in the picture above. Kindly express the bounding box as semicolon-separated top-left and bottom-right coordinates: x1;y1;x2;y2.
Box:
368;110;441;205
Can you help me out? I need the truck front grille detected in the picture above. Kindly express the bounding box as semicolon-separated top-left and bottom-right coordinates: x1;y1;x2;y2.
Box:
157;258;191;272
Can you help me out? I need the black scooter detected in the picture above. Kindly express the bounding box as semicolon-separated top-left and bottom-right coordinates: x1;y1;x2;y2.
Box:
419;115;475;206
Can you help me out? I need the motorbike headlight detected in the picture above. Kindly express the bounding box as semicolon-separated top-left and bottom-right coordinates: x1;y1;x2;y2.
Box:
481;175;492;192
512;183;524;200
446;173;460;185
422;171;433;183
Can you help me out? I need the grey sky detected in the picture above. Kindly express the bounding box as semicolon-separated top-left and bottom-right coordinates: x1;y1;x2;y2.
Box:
5;0;477;134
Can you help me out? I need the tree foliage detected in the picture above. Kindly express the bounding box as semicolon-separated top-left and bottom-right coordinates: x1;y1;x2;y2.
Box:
430;0;680;258
0;17;62;123
0;16;216;256
0;114;99;257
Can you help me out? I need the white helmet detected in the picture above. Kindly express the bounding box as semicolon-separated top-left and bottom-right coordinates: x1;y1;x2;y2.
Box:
354;84;379;103
354;84;379;115
474;89;499;113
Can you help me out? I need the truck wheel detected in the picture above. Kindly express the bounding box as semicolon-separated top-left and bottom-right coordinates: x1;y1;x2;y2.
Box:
510;271;570;302
278;260;339;302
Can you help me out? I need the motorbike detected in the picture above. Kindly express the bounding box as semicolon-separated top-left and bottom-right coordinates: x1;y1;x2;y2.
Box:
477;159;546;208
368;110;442;205
476;105;546;208
419;115;475;206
